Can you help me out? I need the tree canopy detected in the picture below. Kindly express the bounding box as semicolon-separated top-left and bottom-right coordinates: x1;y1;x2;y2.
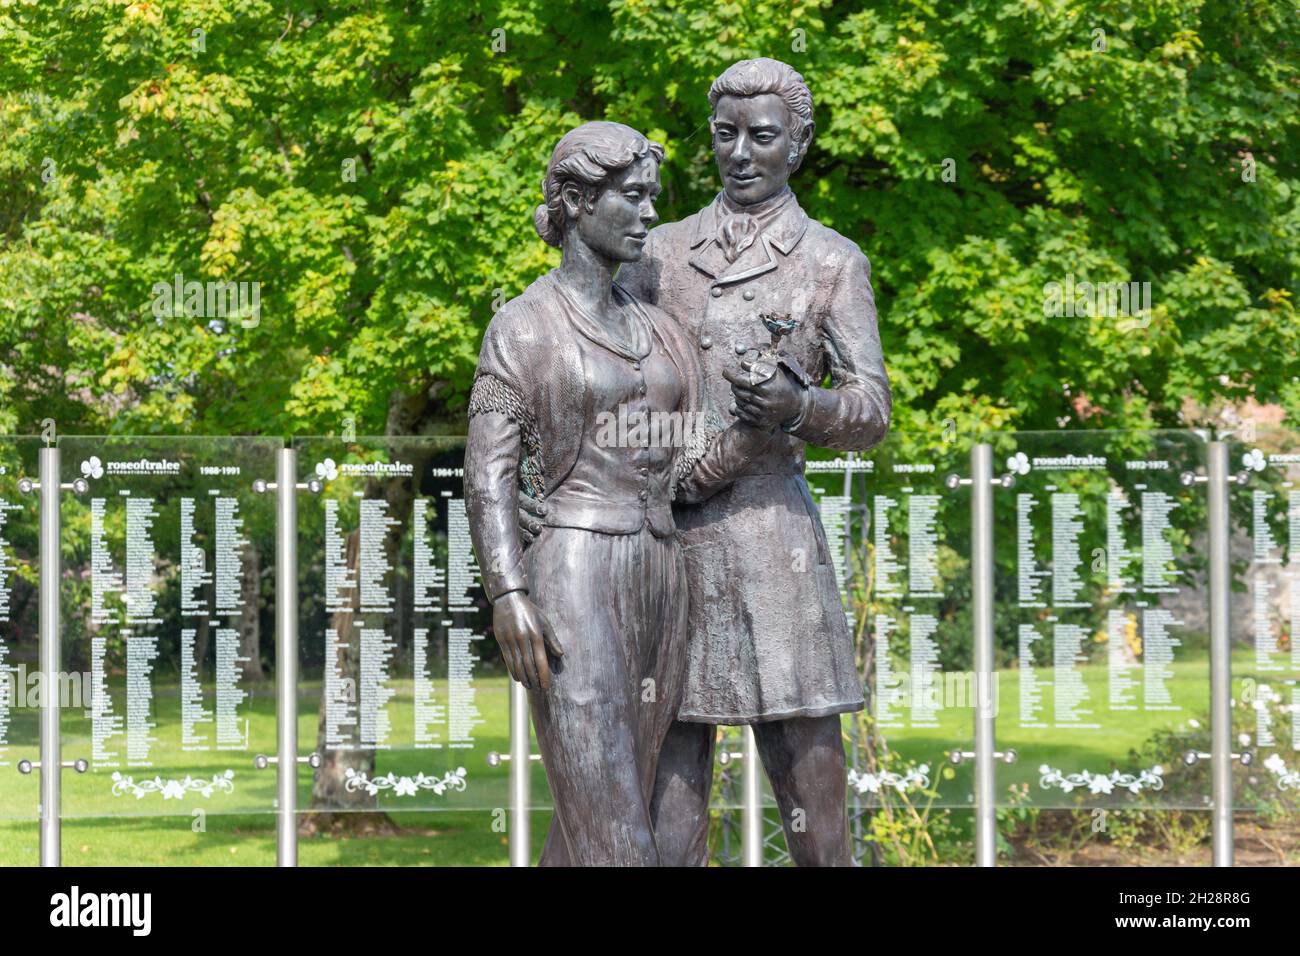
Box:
2;0;1296;440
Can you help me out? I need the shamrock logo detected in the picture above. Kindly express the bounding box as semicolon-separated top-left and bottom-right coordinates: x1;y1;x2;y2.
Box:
80;456;103;480
1006;452;1030;475
315;458;338;481
1241;448;1267;472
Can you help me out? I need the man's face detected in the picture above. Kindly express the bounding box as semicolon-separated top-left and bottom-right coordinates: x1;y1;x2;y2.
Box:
712;93;801;205
572;155;660;263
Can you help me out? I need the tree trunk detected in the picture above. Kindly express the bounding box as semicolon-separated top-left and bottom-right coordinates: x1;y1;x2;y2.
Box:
302;386;435;836
239;542;264;681
308;524;374;808
194;613;210;680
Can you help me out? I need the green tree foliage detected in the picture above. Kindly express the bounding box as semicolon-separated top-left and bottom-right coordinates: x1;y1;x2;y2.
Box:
1;0;1296;438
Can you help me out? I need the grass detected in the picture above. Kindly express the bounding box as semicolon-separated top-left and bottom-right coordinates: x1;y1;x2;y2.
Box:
1;647;1281;865
841;643;1280;812
0;810;556;866
1;673;556;865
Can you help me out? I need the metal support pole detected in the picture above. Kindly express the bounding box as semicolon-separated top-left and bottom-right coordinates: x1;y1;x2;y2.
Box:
843;453;863;861
741;725;762;866
38;446;60;867
509;680;531;866
276;447;298;867
971;443;996;867
1208;441;1233;867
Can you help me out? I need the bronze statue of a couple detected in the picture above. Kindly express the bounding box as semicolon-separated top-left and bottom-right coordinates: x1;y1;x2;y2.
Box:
464;58;891;866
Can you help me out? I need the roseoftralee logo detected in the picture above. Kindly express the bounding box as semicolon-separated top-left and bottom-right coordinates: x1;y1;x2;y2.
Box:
315;458;338;482
1241;448;1267;472
80;456;103;480
1006;452;1030;475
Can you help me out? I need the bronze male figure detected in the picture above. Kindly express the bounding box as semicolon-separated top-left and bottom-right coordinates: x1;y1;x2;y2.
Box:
617;58;892;866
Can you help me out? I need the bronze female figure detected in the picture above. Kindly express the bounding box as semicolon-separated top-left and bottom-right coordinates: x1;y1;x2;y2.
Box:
464;121;758;865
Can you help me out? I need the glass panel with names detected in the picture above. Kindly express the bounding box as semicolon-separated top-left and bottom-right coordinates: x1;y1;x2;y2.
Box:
57;437;279;817
294;437;517;847
993;431;1210;809
0;439;41;833
806;435;973;809
1229;424;1300;810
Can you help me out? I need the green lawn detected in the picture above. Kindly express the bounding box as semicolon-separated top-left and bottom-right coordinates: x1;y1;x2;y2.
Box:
0;809;555;866
3;646;1288;865
876;644;1291;811
1;674;553;865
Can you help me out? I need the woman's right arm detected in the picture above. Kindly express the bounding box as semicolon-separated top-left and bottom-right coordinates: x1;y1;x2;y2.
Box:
465;406;563;689
465;409;527;602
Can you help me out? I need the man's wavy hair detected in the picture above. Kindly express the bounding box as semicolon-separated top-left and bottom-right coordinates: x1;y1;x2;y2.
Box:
707;58;814;169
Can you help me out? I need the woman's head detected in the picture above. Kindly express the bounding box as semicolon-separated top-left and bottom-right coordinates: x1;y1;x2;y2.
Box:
535;121;663;262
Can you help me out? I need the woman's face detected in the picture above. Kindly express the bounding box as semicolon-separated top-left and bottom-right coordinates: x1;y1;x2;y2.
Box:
570;155;660;263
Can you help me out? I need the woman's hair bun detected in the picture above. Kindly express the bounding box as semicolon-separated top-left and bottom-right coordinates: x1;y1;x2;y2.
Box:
534;202;561;247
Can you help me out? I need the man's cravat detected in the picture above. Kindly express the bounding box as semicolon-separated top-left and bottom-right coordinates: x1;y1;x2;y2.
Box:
718;213;759;263
715;186;794;263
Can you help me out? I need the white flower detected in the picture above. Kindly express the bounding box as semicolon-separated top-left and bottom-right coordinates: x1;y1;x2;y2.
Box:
1088;774;1114;795
849;770;881;794
1264;754;1286;774
393;776;418;797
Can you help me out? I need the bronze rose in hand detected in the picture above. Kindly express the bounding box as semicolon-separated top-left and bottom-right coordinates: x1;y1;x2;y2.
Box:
722;312;809;430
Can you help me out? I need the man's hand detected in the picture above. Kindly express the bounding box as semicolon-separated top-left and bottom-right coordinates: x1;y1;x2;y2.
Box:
518;491;546;547
492;590;564;690
722;360;805;429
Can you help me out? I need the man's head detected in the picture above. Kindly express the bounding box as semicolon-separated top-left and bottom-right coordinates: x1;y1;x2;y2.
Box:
708;58;814;206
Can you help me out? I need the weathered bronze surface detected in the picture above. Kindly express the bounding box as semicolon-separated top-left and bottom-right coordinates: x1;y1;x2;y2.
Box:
465;58;891;866
464;121;765;865
620;58;891;867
